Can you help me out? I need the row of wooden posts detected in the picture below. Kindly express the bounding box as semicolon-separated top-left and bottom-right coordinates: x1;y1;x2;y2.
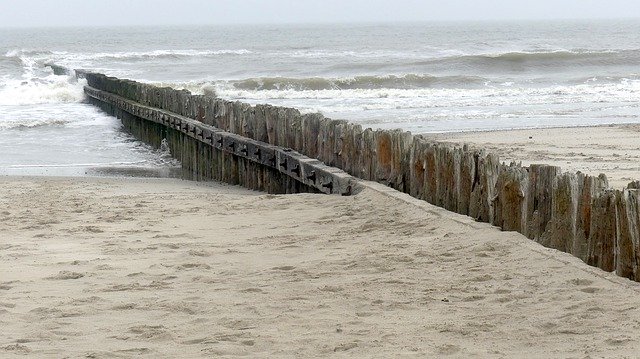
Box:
84;85;358;196
83;71;640;282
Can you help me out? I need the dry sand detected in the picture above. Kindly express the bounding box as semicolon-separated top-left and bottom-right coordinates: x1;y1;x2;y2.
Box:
2;175;640;358
432;124;640;190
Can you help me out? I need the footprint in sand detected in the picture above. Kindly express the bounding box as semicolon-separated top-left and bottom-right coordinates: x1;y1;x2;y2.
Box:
2;344;31;354
177;263;211;270
0;282;16;290
102;281;170;292
606;336;633;346
568;278;594;286
239;288;265;294
567;278;600;293
94;264;115;271
115;348;152;355
333;342;358;352
437;344;461;355
471;274;493;282
0;302;16;309
319;285;343;293
462;295;486;302
82;225;104;233
111;303;139;310
580;287;601;294
46;271;85;280
272;265;296;271
187;249;211;257
129;325;173;341
29;307;63;319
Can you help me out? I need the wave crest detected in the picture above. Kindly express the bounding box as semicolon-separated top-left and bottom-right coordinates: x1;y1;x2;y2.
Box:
54;49;252;62
230;74;487;91
414;49;640;69
0;118;70;130
0;74;86;106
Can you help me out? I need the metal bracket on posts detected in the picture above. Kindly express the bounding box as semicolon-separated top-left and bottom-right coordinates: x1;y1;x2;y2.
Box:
306;171;316;182
322;180;334;193
292;164;301;177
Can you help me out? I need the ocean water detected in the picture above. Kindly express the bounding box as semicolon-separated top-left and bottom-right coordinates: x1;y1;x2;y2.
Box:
1;20;640;175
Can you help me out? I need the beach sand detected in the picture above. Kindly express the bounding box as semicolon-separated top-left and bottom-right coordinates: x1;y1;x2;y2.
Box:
2;174;640;358
431;124;640;190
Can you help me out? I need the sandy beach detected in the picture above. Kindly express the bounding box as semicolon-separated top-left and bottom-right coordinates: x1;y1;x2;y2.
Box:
4;3;640;358
2;174;640;358
432;124;640;190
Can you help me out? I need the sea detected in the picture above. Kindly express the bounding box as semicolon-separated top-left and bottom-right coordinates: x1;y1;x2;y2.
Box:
1;20;640;176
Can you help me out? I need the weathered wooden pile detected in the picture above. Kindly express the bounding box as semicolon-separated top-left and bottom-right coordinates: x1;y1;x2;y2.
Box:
82;73;357;196
82;71;640;282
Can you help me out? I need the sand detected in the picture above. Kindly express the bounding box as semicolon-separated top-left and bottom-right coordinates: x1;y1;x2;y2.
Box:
2;174;640;358
432;124;640;190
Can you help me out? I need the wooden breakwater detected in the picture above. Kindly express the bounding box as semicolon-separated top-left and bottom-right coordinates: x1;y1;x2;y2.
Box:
81;73;358;196
80;70;640;282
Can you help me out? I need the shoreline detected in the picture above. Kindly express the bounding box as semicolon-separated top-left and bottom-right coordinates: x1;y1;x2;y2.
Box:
0;164;183;179
4;122;638;190
421;121;639;135
3;175;640;357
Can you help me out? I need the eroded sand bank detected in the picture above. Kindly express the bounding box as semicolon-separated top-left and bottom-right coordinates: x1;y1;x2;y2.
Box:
2;176;640;358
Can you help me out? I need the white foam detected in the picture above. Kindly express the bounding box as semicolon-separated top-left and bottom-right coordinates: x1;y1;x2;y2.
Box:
0;118;70;130
0;74;86;106
45;49;253;64
0;49;87;106
207;80;640;106
0;161;147;168
165;78;640;133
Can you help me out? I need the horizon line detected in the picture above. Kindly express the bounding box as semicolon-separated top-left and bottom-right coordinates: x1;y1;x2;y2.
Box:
1;16;640;30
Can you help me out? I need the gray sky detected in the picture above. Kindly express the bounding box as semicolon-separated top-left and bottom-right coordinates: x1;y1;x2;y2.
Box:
1;0;640;27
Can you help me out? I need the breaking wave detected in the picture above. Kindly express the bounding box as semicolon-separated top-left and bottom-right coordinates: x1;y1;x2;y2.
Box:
229;74;488;91
63;49;253;61
409;49;640;69
0;49;86;105
0;118;70;130
0;71;85;106
4;48;252;63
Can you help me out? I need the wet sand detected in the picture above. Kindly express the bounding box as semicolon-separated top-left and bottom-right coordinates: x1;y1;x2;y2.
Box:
2;175;640;357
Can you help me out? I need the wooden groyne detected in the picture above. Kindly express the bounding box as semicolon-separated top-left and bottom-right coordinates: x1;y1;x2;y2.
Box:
81;73;358;196
78;70;640;282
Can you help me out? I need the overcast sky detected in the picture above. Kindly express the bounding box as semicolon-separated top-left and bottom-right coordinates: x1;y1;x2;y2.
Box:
1;0;640;27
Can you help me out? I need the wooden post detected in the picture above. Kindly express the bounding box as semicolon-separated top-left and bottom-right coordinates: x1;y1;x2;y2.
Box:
457;145;477;216
540;172;577;252
526;164;560;240
493;163;528;232
615;189;640;280
587;185;616;272
469;151;500;223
